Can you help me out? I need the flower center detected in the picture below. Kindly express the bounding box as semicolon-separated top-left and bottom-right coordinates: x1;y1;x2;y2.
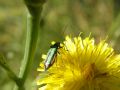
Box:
82;63;108;81
82;63;96;81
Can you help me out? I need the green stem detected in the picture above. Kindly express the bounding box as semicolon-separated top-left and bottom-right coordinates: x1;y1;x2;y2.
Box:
19;12;40;83
14;14;40;90
13;0;46;90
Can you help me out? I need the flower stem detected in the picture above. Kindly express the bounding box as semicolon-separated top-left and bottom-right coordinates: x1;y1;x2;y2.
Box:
14;0;46;90
19;12;40;84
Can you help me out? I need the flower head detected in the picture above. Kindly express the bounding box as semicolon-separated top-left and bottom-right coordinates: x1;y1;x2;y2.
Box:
37;36;120;90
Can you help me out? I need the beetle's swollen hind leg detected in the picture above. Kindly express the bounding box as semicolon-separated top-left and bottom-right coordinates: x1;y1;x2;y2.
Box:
54;53;60;69
57;51;60;54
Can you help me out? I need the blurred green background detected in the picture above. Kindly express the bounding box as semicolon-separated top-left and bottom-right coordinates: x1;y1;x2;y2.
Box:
0;0;120;90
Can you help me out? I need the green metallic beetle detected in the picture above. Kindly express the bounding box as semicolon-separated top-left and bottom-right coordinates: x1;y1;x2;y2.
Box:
44;42;61;71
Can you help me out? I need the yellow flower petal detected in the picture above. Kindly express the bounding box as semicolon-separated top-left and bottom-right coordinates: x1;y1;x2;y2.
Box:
37;35;120;90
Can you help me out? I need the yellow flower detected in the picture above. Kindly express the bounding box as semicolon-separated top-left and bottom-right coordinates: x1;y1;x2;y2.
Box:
37;36;120;90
